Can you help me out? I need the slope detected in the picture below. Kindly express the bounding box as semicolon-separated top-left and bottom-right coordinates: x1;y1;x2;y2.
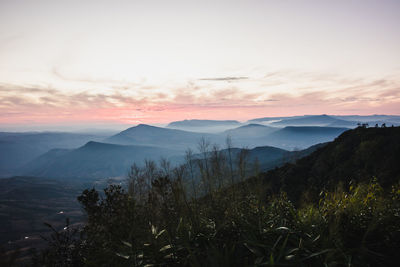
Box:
258;126;400;203
0;132;107;177
22;141;182;179
105;124;222;149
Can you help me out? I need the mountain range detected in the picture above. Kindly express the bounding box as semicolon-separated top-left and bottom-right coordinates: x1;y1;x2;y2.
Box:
249;114;400;128
0;132;106;177
167;119;241;133
22;141;181;179
2;114;398;180
106;124;222;150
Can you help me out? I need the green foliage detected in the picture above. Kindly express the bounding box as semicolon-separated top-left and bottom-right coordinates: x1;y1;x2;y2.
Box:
38;178;399;266
36;128;400;266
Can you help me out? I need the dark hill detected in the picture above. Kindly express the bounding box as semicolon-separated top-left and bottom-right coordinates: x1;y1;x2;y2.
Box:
263;126;347;149
224;123;277;138
22;141;182;179
259;126;400;203
105;124;221;150
0;132;107;177
271;114;348;127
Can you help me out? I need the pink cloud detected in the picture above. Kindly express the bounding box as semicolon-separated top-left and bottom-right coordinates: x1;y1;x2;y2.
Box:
1;71;400;126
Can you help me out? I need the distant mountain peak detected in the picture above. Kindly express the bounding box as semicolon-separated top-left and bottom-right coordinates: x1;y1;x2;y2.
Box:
81;141;106;149
121;124;161;133
168;119;240;127
136;124;153;128
240;123;268;128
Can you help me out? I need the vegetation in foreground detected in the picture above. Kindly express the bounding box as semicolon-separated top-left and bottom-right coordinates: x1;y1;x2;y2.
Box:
33;127;400;266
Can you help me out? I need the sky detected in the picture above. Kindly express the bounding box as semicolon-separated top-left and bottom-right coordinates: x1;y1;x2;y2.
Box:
1;0;400;130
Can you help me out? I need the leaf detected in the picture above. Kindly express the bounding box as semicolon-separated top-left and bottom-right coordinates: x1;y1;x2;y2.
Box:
116;252;130;259
155;229;166;239
151;224;157;235
276;226;290;231
244;243;263;257
312;235;320;243
159;244;172;252
269;254;275;265
255;256;264;265
121;240;132;247
285;255;295;260
301;249;334;260
287;248;299;254
164;253;174;259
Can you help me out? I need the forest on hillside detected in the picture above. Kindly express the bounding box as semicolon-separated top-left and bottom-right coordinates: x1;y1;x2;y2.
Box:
4;127;400;267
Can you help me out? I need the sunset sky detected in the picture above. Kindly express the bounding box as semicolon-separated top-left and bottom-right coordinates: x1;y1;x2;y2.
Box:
1;0;400;130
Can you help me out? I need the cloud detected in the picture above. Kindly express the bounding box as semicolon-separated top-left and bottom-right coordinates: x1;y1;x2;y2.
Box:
198;77;249;82
1;70;400;124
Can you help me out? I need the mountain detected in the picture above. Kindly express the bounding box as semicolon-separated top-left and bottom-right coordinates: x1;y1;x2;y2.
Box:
248;116;304;123
327;119;359;128
22;141;182;179
105;124;222;150
221;124;279;147
270;114;350;127
263;126;348;149
247;115;400;128
224;124;277;138
0;132;107;177
333;115;400;123
222;143;323;171
168;119;240;127
167;119;241;133
257;126;400;203
220;124;346;150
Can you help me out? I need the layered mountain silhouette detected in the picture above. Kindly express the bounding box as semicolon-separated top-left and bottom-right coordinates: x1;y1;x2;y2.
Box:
5;115;395;181
17;123;349;179
248;116;303;123
0;132;106;177
221;123;346;149
248;114;400;128
217;143;323;172
105;124;222;150
224;124;278;138
167;119;241;133
263;126;347;149
168;119;240;127
270;115;351;127
22;141;181;179
257;126;400;203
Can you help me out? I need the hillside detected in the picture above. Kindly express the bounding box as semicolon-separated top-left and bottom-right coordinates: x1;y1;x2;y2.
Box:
168;119;240;127
105;124;222;149
258;126;400;203
22;141;182;179
247;115;400;128
224;123;277;138
167;119;241;133
33;126;400;266
270;114;349;127
216;143;323;172
262;126;347;149
0;132;107;177
248;116;303;123
334;115;400;123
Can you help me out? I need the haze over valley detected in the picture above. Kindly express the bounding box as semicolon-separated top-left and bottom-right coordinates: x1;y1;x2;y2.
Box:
1;0;400;265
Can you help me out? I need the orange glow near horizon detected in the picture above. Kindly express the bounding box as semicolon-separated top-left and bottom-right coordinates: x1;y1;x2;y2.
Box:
1;0;400;128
